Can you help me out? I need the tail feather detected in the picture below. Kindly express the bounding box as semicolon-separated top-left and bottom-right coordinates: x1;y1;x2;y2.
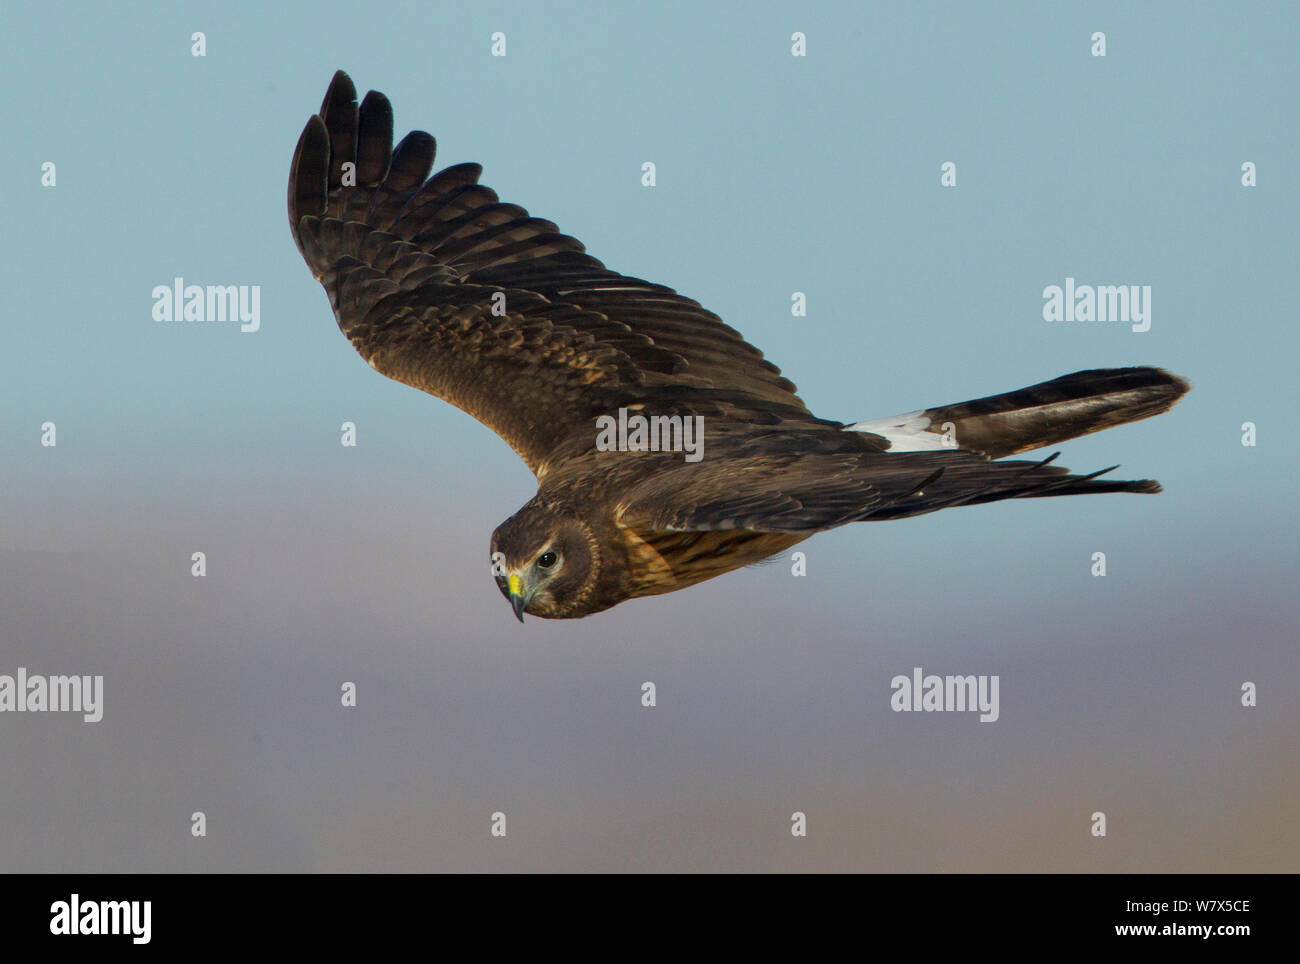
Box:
854;367;1190;460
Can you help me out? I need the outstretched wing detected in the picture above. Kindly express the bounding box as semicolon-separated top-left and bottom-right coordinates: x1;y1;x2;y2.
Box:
617;442;1160;534
289;71;823;476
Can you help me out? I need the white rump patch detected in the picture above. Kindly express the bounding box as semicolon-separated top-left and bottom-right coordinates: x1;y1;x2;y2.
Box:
847;411;951;451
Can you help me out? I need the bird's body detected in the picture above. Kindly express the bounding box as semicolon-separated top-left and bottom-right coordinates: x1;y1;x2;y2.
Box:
290;71;1189;620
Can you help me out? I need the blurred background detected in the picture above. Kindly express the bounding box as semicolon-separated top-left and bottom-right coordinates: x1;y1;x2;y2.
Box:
0;0;1295;871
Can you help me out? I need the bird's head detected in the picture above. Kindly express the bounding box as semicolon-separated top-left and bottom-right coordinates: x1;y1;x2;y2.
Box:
490;500;603;621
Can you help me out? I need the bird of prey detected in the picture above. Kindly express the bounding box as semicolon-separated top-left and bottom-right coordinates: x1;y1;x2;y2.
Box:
289;71;1190;622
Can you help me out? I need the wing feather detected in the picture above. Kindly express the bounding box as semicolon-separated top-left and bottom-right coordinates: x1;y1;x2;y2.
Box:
617;445;1160;534
290;70;816;477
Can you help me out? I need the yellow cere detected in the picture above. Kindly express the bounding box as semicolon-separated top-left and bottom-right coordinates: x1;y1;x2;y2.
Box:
508;574;523;596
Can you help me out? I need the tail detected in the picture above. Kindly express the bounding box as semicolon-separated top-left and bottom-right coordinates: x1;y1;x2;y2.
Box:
851;367;1190;460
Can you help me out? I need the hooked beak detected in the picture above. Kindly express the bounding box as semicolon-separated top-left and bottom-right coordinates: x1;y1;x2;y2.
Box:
508;573;527;623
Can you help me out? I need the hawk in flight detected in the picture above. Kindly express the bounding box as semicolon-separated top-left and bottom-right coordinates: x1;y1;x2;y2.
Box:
290;71;1189;621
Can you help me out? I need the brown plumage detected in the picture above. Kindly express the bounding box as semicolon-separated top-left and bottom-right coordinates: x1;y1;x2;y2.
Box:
289;71;1190;621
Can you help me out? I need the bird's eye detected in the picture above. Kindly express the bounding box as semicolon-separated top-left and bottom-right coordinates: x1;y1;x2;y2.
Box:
537;550;558;569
